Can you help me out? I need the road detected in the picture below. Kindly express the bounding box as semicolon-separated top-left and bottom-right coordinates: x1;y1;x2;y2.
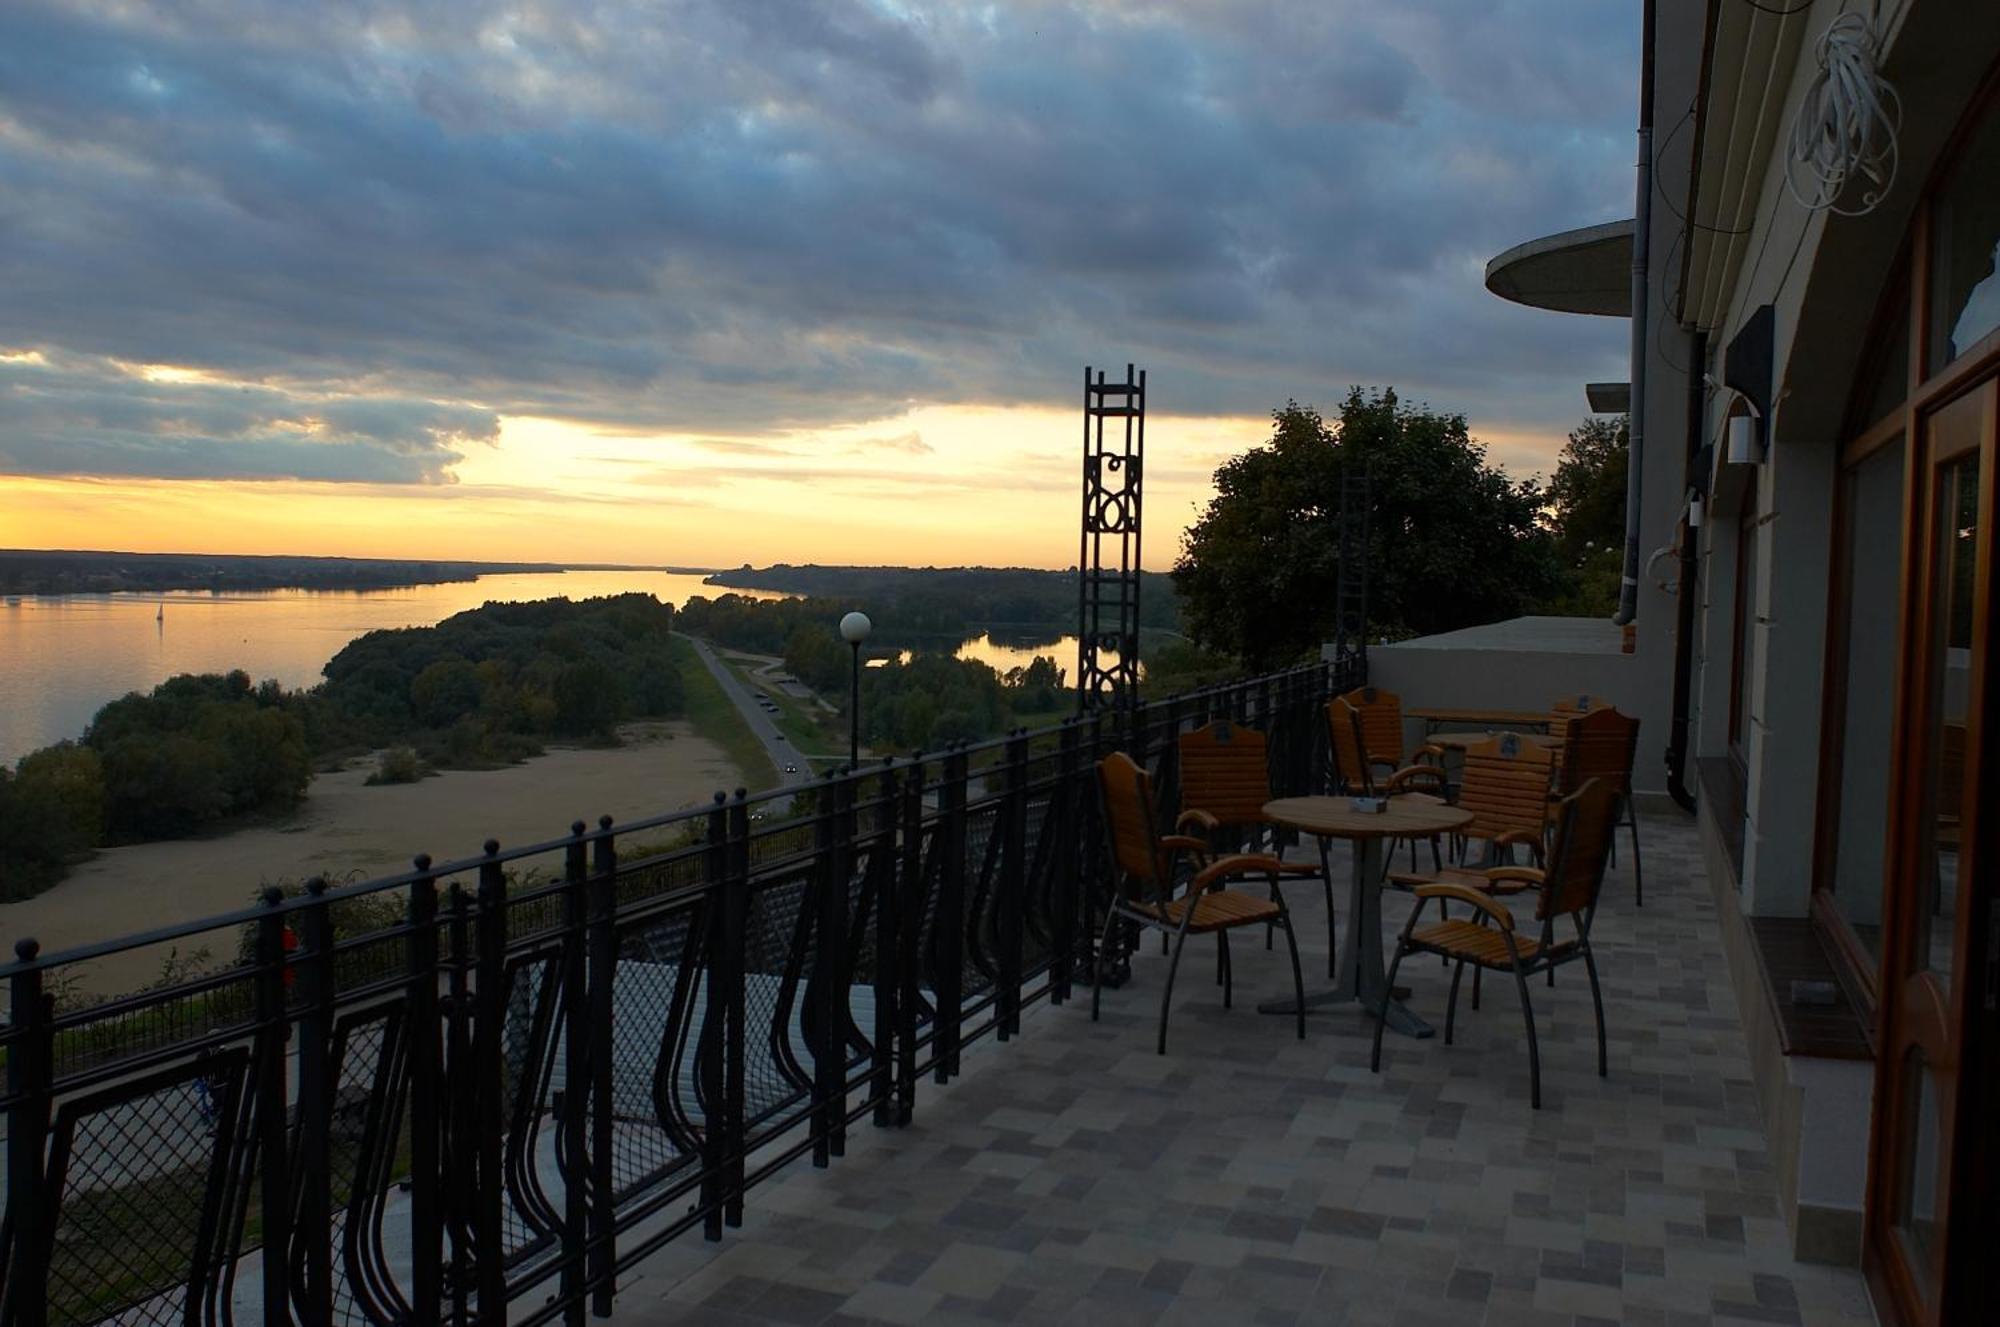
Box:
687;637;817;797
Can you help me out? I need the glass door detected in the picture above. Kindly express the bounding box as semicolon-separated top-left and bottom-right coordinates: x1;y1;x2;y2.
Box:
1868;379;1993;1324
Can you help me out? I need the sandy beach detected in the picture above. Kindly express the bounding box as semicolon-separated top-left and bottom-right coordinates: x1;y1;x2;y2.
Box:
0;721;742;1000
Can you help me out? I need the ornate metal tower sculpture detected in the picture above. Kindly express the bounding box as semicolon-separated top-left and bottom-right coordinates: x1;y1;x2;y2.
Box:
1332;462;1371;675
1076;365;1145;713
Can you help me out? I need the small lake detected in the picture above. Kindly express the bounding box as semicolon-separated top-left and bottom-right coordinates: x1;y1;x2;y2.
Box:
884;632;1133;679
0;570;783;763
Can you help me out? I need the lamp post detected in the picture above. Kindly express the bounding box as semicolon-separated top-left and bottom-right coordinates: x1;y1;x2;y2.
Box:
839;611;871;771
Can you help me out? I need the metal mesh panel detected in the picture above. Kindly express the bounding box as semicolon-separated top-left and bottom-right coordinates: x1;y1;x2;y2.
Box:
741;872;813;1130
498;956;559;1265
42;1053;249;1327
324;1009;411;1327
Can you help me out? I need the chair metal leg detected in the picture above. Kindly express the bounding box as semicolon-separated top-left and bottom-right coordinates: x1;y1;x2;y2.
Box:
1627;799;1644;907
1091;907;1123;1022
1512;960;1541;1109
1219;930;1233;1009
1582;947;1608;1077
1444;960;1468;1044
1371;940;1412;1073
1279;920;1306;1042
1430;836;1442;872
1158;926;1192;1055
1471;963;1481;1011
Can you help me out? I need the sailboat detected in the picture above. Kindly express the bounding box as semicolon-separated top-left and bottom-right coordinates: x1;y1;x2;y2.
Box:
156;603;165;624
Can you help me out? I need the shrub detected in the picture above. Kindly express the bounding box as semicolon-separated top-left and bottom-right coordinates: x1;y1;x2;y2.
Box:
367;746;428;785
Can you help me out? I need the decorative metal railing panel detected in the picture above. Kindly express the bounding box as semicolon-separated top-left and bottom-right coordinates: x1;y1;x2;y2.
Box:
0;660;1351;1327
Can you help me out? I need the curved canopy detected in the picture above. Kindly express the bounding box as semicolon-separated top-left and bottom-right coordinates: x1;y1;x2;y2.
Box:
1484;219;1634;317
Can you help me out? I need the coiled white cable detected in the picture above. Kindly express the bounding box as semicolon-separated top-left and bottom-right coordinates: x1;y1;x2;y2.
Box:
1785;10;1901;216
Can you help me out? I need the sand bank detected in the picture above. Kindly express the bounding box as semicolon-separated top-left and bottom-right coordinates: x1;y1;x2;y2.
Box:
0;721;740;999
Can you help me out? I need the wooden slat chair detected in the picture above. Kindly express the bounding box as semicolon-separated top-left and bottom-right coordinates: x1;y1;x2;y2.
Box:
1548;706;1644;905
1093;751;1307;1054
1543;693;1608;803
1341;685;1418;771
1178;721;1334;975
1327;698;1448;875
1388;731;1551;885
1371;778;1621;1109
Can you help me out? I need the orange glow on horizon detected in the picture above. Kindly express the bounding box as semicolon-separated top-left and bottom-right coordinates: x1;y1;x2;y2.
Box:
0;405;1571;570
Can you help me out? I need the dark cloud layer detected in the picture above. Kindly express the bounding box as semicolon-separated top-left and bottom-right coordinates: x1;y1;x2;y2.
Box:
0;0;1636;483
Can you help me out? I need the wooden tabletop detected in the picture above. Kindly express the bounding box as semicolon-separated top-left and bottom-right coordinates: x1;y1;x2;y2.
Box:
1427;730;1560;751
1263;796;1472;840
1408;706;1551;730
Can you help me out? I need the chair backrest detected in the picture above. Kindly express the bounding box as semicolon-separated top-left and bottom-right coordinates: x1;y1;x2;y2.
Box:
1099;751;1167;900
1537;777;1621;921
1457;733;1555;843
1553;706;1639;798
1326;698;1375;795
1340;685;1405;767
1178;721;1272;825
1546;693;1610;768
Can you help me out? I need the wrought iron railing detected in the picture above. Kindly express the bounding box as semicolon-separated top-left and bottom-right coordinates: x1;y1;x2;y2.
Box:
0;659;1351;1326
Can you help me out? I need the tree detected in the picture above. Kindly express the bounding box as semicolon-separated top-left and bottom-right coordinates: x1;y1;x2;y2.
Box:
1539;415;1629;618
1173;390;1562;668
1545;415;1629;559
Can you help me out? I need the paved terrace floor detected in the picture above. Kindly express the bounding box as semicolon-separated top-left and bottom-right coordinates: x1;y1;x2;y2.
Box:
613;811;1877;1327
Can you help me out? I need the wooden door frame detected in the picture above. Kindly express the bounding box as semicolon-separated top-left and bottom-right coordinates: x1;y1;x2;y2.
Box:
1862;377;1995;1326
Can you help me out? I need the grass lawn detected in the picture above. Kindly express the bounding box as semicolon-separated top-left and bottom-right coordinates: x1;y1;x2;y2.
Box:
671;636;779;791
713;650;846;769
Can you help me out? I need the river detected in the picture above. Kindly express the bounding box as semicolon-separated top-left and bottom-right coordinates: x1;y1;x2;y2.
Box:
0;571;1102;763
0;570;782;763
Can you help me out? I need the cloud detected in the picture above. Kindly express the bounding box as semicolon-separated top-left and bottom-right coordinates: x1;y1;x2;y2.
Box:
0;0;1637;477
0;350;496;483
847;431;933;455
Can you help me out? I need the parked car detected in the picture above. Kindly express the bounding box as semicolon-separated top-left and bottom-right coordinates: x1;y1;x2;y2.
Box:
783;763;799;774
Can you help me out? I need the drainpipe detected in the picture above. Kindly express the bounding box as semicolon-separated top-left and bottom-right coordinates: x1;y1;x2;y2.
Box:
1665;329;1706;813
1614;0;1655;628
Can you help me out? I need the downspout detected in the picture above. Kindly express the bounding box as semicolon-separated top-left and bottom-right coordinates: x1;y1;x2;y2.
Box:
1665;329;1706;813
1614;0;1656;627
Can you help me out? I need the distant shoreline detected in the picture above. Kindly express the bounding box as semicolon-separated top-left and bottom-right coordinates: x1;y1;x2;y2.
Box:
0;549;725;597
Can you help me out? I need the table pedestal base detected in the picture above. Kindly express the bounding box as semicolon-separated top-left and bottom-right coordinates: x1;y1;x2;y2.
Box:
1256;835;1434;1039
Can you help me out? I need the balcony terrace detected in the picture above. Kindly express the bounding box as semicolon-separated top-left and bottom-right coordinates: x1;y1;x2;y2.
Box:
617;812;1874;1327
0;666;1875;1327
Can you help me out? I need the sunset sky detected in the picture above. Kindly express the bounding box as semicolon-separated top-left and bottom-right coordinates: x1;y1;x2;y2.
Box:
1;2;1636;570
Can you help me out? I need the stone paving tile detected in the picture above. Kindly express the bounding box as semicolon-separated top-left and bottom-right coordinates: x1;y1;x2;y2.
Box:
610;812;1878;1326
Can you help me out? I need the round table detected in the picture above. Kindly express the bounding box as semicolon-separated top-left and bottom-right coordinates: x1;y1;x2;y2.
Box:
1426;730;1559;752
1256;796;1472;1038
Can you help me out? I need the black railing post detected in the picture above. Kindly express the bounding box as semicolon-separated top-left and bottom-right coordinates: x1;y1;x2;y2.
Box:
936;746;968;1082
997;731;1027;1040
254;889;293;1326
473;845;509;1319
6;942;51;1327
724;792;750;1227
588;818;618;1315
811;776;844;1168
896;757;924;1124
697;797;727;1242
1052;721;1080;1004
871;760;899;1128
445;882;474;1325
561;822;592;1317
293;879;335;1327
405;861;444;1323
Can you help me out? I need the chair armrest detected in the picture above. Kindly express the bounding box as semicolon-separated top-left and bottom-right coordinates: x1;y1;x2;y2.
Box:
1191;852;1284;891
1159;834;1210;856
1482;865;1543;886
1412;884;1516;931
1384;765;1447;795
1413;743;1446;763
1175;809;1221;835
1492;829;1541;848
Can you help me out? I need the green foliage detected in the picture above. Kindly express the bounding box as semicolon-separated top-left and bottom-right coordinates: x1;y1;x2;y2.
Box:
1544;415;1630;561
859;655;1009;752
1172;390;1564;668
1139;640;1242;697
86;672;310;842
0;743;106;898
699;565;1181;633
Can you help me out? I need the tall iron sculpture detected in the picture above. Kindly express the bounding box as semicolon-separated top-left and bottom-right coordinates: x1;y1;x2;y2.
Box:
1332;462;1371;672
1076;364;1145;714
